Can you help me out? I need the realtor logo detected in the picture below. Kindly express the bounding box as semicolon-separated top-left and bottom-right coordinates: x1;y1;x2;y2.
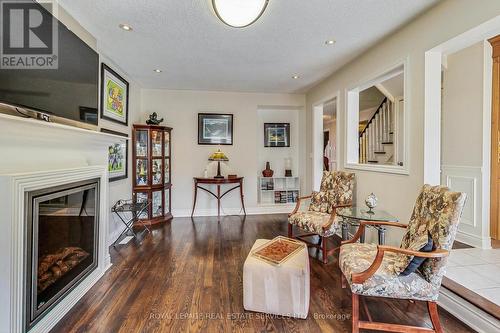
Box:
0;0;58;69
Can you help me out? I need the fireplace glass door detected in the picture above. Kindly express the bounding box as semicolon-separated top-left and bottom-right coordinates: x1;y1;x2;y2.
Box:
25;179;99;331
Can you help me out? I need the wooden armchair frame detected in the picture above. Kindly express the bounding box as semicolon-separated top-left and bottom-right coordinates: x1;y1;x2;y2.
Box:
341;220;449;333
288;195;352;264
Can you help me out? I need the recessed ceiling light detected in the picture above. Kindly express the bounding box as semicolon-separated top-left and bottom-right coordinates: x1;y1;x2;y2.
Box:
153;69;162;73
292;75;300;79
119;24;132;31
325;40;336;45
212;0;269;28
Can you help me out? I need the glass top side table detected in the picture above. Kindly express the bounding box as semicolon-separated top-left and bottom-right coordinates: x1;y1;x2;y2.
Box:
337;207;399;245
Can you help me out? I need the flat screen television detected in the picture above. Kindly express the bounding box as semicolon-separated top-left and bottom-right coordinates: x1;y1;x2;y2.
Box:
0;0;99;126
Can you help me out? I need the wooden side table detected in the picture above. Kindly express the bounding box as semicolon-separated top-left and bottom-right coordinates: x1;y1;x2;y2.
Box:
191;177;246;218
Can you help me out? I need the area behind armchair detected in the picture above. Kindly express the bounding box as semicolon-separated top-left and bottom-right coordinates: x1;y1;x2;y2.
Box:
288;171;355;264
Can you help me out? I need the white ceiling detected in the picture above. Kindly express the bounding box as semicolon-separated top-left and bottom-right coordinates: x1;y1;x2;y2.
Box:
58;0;437;93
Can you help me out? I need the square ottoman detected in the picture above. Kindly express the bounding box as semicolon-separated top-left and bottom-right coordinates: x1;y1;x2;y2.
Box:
243;239;310;319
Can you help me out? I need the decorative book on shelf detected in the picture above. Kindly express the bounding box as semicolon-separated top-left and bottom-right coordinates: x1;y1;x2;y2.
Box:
132;124;172;225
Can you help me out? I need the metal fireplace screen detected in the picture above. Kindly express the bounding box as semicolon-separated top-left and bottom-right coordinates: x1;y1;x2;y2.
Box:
25;179;99;332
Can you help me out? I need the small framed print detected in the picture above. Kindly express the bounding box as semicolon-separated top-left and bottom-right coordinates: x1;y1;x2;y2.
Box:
100;63;129;126
198;113;233;145
264;123;290;147
101;128;128;182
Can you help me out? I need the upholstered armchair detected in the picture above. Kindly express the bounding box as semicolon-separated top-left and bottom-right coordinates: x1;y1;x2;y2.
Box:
288;171;354;264
339;184;466;333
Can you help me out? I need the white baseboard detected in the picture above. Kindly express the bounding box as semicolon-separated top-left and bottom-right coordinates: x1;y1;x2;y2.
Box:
456;230;492;249
439;288;500;333
173;205;295;218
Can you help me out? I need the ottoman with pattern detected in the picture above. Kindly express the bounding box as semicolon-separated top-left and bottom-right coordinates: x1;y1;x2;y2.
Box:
243;239;310;319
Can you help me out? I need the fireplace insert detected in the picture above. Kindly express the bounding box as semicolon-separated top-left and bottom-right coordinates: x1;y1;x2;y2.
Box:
24;179;99;332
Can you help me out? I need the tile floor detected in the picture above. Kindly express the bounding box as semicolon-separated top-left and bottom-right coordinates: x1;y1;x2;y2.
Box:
446;248;500;305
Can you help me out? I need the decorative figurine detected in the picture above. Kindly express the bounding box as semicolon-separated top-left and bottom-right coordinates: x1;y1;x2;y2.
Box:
146;112;164;125
365;193;378;213
262;162;274;177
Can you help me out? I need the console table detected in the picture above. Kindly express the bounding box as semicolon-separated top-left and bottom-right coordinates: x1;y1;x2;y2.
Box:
191;177;246;218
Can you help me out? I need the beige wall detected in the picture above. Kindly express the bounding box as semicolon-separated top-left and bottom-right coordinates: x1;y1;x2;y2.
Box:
39;2;142;243
442;42;485;167
141;89;305;216
305;0;500;245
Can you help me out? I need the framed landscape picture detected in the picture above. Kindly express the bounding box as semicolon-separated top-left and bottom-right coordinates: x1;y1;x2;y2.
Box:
198;113;233;145
264;123;290;147
100;63;129;126
101;128;128;182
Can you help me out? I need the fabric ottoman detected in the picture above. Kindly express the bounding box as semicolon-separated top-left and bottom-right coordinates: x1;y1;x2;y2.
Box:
243;239;310;319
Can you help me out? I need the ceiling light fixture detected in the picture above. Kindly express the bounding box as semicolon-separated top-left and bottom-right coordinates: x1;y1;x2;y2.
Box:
325;39;336;45
119;24;132;31
212;0;269;28
153;69;162;73
292;75;300;79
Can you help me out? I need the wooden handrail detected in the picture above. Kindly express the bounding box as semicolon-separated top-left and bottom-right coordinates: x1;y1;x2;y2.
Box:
359;97;388;138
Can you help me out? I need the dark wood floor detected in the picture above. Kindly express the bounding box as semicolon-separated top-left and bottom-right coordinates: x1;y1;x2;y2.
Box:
51;214;475;333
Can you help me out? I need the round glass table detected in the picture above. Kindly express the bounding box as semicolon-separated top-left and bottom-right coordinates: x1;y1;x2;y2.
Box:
336;207;399;244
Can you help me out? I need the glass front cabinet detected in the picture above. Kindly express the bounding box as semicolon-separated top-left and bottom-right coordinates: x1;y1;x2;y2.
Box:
132;124;173;225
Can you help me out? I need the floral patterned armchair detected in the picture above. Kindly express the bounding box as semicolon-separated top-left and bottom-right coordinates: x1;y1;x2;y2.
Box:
339;184;466;333
288;171;354;264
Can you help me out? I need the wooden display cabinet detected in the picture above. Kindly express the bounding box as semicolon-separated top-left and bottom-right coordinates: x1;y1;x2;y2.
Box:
132;124;172;225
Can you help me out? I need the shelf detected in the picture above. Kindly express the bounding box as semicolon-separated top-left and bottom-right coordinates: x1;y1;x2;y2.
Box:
260;188;300;192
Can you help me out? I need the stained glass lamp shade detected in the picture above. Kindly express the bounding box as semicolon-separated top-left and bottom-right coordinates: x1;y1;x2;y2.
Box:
208;149;229;178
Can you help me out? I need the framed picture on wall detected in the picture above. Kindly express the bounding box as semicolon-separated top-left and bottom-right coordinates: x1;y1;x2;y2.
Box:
264;123;290;147
198;113;233;145
100;63;129;126
101;128;129;182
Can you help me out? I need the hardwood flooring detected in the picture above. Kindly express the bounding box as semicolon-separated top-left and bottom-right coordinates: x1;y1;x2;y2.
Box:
51;214;475;333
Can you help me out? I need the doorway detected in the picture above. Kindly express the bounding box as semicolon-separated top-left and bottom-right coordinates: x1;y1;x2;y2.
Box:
312;95;339;190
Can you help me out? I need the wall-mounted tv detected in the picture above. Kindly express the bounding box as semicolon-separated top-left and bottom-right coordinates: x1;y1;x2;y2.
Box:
0;0;99;126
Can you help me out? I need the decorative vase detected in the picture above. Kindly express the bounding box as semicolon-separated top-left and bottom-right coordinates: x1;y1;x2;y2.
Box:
262;162;274;177
365;193;378;213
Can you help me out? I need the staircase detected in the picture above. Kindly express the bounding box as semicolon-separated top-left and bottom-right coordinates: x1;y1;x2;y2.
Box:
359;97;395;165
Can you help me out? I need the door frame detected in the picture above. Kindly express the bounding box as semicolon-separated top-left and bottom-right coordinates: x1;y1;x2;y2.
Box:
424;16;500;246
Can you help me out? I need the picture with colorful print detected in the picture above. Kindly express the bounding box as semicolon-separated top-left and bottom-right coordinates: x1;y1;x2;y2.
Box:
101;128;129;182
100;63;129;125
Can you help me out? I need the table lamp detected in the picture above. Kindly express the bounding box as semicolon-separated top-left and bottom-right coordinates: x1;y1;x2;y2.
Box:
208;148;228;179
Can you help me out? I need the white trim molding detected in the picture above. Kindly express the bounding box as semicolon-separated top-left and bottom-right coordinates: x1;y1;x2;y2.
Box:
0;166;111;333
344;58;410;175
441;165;491;249
439;288;500;333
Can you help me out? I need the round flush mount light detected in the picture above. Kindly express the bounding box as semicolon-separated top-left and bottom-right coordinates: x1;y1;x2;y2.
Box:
292;75;300;79
212;0;269;28
153;69;162;73
325;39;336;45
119;24;132;31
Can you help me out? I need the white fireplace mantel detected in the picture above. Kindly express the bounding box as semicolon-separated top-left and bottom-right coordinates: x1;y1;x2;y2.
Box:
0;166;111;333
0;113;122;333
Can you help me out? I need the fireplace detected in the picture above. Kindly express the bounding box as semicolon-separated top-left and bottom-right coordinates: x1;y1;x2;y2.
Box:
24;179;100;331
